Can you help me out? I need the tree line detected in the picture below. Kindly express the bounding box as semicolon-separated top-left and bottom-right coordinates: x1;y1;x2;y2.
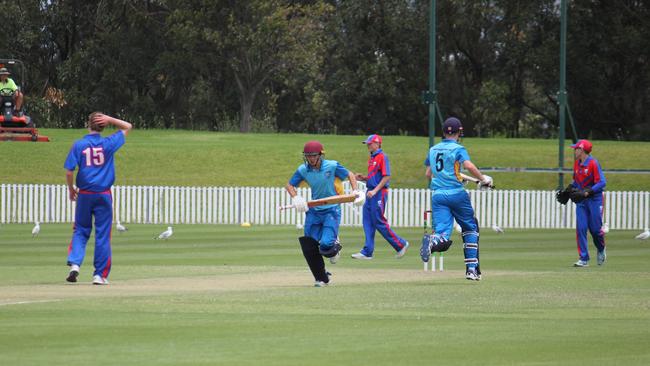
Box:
2;0;648;140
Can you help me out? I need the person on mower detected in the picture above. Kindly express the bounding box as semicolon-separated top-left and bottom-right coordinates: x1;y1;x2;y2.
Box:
0;67;24;115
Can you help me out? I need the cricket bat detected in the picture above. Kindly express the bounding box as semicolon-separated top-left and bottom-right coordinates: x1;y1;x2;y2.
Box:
279;193;357;210
460;173;495;189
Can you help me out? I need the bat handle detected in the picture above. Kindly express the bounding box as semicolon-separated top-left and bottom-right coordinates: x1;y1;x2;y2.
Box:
278;204;295;211
479;182;496;189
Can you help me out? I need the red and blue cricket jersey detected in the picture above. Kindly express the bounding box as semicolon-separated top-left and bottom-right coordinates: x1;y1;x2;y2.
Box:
64;131;126;280
359;149;407;256
572;156;606;262
366;149;390;189
571;156;606;196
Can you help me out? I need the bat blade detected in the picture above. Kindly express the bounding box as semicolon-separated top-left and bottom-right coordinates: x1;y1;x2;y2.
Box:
278;193;357;211
460;173;480;184
307;193;357;207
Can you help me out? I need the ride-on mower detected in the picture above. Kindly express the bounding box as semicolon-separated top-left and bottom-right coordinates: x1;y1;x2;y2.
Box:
0;59;49;142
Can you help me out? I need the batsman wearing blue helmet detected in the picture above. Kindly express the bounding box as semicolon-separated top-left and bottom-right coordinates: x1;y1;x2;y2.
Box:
286;140;365;287
421;117;493;281
64;112;132;285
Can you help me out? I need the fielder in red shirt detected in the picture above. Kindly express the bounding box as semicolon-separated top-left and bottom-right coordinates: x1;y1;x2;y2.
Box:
351;134;409;260
569;139;606;267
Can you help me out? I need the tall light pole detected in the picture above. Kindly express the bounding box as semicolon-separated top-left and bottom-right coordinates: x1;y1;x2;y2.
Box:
558;0;568;189
423;0;444;148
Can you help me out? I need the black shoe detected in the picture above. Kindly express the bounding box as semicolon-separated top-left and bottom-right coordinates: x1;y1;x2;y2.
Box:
66;270;79;283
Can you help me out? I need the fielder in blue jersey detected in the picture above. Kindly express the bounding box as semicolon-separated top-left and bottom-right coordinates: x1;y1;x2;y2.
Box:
421;117;493;281
351;134;409;259
64;113;132;285
286;141;365;286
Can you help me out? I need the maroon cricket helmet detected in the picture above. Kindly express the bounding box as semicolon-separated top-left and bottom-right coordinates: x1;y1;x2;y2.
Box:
303;140;325;155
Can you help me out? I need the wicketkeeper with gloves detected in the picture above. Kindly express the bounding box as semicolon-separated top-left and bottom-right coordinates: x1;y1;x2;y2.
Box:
351;134;409;260
286;140;365;286
556;139;607;267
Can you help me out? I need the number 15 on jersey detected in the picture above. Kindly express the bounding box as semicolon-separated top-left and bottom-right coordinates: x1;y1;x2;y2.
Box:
82;147;105;166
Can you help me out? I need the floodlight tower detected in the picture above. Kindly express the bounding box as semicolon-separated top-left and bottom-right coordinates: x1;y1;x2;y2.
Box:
558;0;579;188
423;0;444;148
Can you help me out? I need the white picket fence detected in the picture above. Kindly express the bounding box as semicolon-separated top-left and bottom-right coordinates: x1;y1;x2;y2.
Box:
1;183;649;229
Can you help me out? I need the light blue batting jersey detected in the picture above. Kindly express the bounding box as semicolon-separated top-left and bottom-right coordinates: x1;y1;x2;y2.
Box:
424;139;470;191
64;131;126;192
289;159;349;211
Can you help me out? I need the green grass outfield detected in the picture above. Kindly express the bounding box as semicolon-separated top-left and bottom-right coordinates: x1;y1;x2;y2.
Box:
1;224;649;365
1;129;649;190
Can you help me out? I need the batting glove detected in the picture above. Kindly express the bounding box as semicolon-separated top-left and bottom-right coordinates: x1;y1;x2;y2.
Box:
353;189;366;207
478;175;493;190
292;195;309;213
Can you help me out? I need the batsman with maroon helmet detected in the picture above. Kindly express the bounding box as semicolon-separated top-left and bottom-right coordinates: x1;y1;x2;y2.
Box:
286;140;365;287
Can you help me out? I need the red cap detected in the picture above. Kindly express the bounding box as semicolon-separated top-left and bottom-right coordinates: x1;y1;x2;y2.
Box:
570;139;592;154
362;134;382;145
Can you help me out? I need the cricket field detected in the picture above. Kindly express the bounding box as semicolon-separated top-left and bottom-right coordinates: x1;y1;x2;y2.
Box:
1;224;649;365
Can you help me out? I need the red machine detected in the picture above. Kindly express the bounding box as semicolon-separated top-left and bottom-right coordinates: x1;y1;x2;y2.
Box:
0;59;49;142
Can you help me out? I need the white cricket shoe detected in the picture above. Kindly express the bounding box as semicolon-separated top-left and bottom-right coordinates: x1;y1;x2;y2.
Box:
597;250;607;266
573;260;589;267
395;241;410;259
66;264;80;283
318;271;333;286
351;252;372;260
329;251;340;264
92;275;109;285
465;268;481;281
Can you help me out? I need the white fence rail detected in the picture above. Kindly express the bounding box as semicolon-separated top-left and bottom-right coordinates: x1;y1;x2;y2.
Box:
1;184;649;229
